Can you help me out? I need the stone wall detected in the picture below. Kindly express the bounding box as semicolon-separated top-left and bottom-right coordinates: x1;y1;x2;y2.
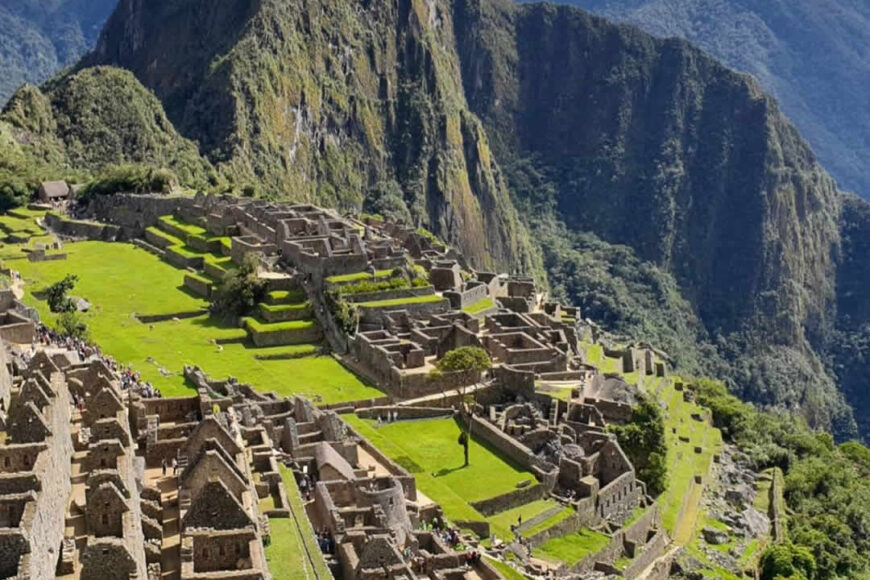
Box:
45;212;122;241
245;322;323;347
87;193;198;237
470;484;546;517
345;287;435;304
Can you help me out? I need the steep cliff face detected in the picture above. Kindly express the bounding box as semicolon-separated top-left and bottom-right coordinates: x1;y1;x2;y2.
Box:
84;0;541;275
540;0;870;201
453;0;855;437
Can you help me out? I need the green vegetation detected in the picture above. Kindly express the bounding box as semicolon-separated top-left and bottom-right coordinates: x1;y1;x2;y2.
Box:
325;270;394;284
608;395;668;496
355;294;443;308
0;0;117;103
533;529;610;565
760;543;816;580
344;415;533;538
463;297;495;315
693;378;870;579
484;556;529;580
46;273;78;313
11;241;380;403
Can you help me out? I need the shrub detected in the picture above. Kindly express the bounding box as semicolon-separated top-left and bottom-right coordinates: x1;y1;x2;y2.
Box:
325;288;358;335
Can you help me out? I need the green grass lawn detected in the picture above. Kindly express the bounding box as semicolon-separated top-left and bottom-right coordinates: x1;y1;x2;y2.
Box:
10;241;381;403
243;317;317;333
265;465;332;580
356;294;443;308
344;415;534;537
533;529;610;565
463;297;495;315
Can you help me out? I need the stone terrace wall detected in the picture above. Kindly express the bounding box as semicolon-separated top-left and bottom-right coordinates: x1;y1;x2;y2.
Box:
470;484;546;517
45;212;122;241
87;193;198;238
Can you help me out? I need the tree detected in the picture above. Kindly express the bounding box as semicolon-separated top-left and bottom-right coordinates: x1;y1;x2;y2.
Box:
760;543;816;580
210;254;267;318
434;346;491;467
609;394;668;496
46;274;79;313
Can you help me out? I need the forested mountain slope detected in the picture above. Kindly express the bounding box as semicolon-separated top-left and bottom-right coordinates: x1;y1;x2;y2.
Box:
4;0;868;440
0;0;118;104
538;0;870;200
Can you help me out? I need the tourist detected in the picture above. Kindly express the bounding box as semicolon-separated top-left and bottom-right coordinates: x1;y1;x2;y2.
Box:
161;458;167;477
171;457;178;475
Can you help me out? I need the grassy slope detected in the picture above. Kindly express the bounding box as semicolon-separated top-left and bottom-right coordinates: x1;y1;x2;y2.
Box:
10;241;381;402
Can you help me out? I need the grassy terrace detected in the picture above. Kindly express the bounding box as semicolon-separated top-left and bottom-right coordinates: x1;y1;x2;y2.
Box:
11;241;381;402
344;415;535;538
243;317;317;333
463;297;495;315
158;214;207;237
265;465;332;580
325;269;394;284
356;294;443;309
533;529;610;565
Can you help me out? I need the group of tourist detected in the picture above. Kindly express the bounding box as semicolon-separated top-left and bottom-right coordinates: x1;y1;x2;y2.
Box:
316;529;335;555
33;323;163;399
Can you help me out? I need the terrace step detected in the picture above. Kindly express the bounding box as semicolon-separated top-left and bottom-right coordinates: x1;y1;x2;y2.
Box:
515;504;566;534
264;289;307;305
258;301;312;322
133;238;165;258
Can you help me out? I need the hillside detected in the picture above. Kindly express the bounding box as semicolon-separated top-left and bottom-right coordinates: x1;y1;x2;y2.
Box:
83;0;542;277
0;0;118;104
539;0;870;200
3;0;867;440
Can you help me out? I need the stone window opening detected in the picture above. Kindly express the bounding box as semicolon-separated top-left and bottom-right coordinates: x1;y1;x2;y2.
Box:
101;513;108;526
23;456;30;468
3;457;8;468
202;548;209;559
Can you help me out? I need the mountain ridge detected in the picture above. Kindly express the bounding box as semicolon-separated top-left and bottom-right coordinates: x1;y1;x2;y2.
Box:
538;0;870;199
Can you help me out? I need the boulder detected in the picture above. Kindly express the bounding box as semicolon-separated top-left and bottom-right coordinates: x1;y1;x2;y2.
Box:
702;526;730;545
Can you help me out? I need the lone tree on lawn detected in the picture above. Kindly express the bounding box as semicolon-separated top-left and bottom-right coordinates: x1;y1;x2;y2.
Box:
46;274;79;313
433;346;491;467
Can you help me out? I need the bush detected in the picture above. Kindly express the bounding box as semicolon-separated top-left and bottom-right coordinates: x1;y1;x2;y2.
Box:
46;274;78;313
325;288;358;335
760;544;816;580
210;254;267;318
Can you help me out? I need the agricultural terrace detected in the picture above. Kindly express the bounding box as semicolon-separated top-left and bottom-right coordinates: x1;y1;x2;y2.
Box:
345;415;567;541
9;240;381;402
